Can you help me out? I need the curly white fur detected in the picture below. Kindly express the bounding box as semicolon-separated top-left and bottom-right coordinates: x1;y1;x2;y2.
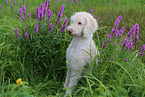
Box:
64;12;99;96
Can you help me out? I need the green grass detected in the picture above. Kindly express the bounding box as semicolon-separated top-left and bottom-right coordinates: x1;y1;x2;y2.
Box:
0;0;145;97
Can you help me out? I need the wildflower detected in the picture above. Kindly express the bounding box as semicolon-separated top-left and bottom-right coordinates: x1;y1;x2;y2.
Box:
139;44;145;57
54;4;65;27
114;15;122;29
62;17;68;26
102;44;106;48
127;25;134;39
96;17;98;21
112;43;116;45
40;3;44;18
22;5;26;17
43;2;48;19
34;23;39;33
17;1;20;4
13;1;16;4
75;0;78;4
66;61;68;63
23;0;25;2
18;33;22;39
107;0;110;5
90;9;93;13
134;23;139;49
118;26;125;38
127;39;133;50
48;22;53;32
124;58;128;62
122;37;129;50
47;9;53;22
54;1;56;4
83;0;85;2
16;78;22;86
104;39;109;43
6;0;8;6
57;0;60;2
27;13;31;20
10;0;13;10
15;28;18;35
25;33;29;39
0;5;1;11
70;1;73;3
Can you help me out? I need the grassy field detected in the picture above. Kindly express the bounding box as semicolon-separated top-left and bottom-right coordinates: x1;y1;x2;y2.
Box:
0;0;145;97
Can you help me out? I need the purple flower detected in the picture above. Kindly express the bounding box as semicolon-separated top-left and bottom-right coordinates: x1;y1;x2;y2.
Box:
54;4;65;27
83;0;85;2
13;1;16;4
10;0;13;10
102;44;106;48
48;22;53;32
70;1;73;3
104;39;109;43
134;23;139;39
22;5;26;14
17;1;20;4
114;15;122;29
96;17;98;21
34;24;39;33
108;33;112;39
57;0;60;2
54;1;56;4
90;9;93;13
6;0;8;6
47;9;53;22
139;44;145;57
25;33;29;39
19;8;23;16
127;25;134;39
28;13;31;20
118;26;125;38
75;0;78;4
40;3;44;18
15;28;18;35
124;58;128;62
60;17;68;33
112;43;116;45
23;0;25;2
122;37;129;50
127;39;133;50
18;33;22;39
0;5;1;11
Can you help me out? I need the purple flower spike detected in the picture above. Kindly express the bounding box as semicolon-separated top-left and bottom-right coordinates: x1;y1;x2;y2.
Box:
48;22;53;32
70;1;73;3
23;0;25;2
96;17;98;21
47;10;53;22
54;1;56;4
118;26;125;38
127;39;133;50
102;44;106;48
34;24;39;33
18;33;22;39
17;1;20;4
124;58;128;62
25;33;29;39
104;39;109;43
139;44;145;57
63;17;68;25
54;4;65;27
40;3;44;18
6;0;8;6
15;28;18;35
13;1;16;4
0;5;1;11
114;15;122;29
22;5;26;13
90;9;93;13
60;25;67;33
10;0;13;10
28;13;31;20
134;23;139;49
75;0;78;4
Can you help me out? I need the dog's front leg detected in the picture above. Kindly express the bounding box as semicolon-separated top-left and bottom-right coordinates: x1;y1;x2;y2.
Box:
64;67;71;90
64;67;83;97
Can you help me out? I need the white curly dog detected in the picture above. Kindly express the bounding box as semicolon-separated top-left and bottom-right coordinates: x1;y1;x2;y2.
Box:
64;12;99;96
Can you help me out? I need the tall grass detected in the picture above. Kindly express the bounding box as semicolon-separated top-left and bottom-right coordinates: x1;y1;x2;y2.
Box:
0;0;145;96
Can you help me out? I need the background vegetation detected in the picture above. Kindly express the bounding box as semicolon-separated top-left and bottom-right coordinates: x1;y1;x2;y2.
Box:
0;0;145;96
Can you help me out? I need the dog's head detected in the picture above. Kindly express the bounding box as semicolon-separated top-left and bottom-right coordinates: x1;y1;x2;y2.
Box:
67;12;98;38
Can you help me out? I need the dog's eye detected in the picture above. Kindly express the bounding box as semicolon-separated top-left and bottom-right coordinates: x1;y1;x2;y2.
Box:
78;22;82;25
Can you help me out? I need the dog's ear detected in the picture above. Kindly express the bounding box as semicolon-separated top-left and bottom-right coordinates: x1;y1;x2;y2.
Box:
83;16;98;38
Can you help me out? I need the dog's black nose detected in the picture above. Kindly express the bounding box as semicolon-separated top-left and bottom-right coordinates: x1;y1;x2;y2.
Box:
68;29;73;34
